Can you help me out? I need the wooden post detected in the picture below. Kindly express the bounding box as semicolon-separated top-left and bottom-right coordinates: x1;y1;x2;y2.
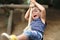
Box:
21;9;25;22
7;10;13;35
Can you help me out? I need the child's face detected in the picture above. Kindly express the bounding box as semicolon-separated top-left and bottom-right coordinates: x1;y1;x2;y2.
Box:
32;7;40;20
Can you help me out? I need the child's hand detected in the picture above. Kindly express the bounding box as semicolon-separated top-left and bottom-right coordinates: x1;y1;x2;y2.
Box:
30;0;36;3
29;3;35;8
29;0;36;8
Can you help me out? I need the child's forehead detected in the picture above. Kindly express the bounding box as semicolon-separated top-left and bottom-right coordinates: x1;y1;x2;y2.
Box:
32;7;39;11
32;7;40;11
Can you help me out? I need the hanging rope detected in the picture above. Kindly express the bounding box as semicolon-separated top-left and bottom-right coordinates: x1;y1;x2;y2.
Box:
24;2;35;31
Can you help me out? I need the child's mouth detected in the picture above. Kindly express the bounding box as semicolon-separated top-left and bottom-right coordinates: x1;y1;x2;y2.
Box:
34;15;37;17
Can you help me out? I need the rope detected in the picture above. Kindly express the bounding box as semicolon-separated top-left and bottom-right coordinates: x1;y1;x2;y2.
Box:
27;8;32;27
28;2;34;27
24;2;35;31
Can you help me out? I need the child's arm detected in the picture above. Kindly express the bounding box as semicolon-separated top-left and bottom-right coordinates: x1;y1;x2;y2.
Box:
31;1;46;24
25;2;35;21
24;8;30;20
35;2;46;24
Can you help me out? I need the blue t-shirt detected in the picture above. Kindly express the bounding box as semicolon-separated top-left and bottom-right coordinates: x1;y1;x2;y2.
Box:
30;18;46;32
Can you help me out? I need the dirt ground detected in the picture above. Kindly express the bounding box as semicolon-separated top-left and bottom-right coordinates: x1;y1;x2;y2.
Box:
0;8;60;40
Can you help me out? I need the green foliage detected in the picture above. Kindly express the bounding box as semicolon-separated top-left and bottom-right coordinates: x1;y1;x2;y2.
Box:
24;0;30;4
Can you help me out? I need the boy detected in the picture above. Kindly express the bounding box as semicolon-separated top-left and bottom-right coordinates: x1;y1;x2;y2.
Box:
9;0;46;40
